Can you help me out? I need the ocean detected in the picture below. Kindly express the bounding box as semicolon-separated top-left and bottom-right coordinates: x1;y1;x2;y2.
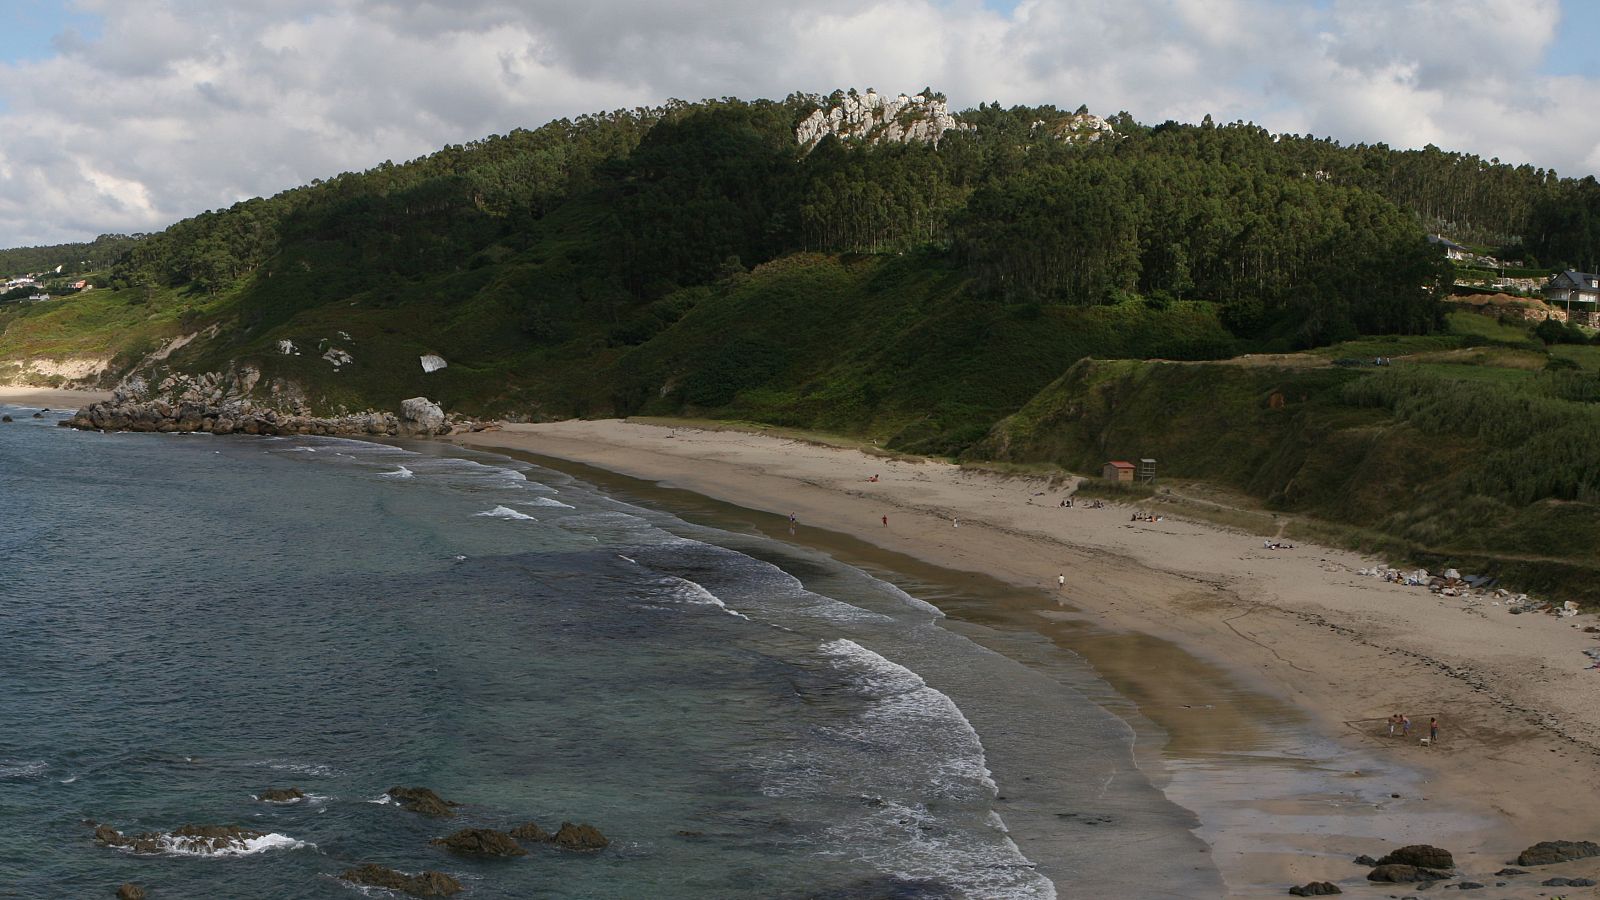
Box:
0;402;1215;898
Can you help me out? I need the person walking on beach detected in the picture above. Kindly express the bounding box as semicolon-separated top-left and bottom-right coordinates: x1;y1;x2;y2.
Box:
881;515;887;527
1387;714;1398;737
1428;717;1438;745
1401;715;1411;737
1058;573;1066;589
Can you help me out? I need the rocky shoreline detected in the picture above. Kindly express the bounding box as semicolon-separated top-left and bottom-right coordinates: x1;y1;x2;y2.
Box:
63;371;493;437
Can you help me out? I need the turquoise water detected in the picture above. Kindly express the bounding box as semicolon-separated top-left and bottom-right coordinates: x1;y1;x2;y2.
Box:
0;405;1206;898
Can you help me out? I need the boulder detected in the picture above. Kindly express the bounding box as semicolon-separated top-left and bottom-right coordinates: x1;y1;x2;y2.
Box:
255;787;305;803
1494;867;1527;876
430;827;526;858
399;397;445;434
1375;844;1454;869
509;822;550;843
1541;876;1597;887
549;821;609;852
115;885;145;900
386;786;459;818
1517;839;1600;866
1366;864;1451;883
339;863;463;897
1;415;11;422
1288;881;1342;895
1351;854;1378;866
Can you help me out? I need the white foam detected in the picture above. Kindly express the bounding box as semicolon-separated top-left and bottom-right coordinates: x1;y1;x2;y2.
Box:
667;576;750;620
58;775;78;784
286;447;316;452
475;505;536;521
265;761;339;777
877;582;945;618
378;465;414;478
152;831;313;858
0;760;47;778
525;496;574;508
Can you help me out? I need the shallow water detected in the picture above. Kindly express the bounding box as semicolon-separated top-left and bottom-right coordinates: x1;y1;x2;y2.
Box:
3;407;1207;898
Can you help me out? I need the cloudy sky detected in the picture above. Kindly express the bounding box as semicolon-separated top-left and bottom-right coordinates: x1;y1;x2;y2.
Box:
1;0;1597;248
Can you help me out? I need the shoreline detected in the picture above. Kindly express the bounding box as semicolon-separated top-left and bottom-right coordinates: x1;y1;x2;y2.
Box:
0;386;111;409
453;419;1600;897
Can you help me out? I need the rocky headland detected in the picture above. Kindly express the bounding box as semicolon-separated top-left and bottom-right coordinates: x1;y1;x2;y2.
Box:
63;370;492;437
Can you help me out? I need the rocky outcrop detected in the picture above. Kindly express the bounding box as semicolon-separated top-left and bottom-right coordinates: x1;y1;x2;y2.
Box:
1365;863;1451;883
1288;882;1341;896
508;821;550;842
255;787;305;803
1516;839;1600;866
430;827;526;858
796;89;972;149
95;823;266;855
115;885;145;900
387;786;460;818
1375;844;1453;869
1032;111;1117;144
400;397;446;433
549;822;609;852
339;864;463;897
66;373;488;437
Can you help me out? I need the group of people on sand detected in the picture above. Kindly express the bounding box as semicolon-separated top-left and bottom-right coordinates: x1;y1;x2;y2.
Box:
1059;498;1107;509
1262;539;1295;550
1386;713;1440;745
1130;512;1163;522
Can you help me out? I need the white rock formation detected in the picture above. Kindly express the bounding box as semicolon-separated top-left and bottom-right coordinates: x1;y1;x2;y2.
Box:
277;340;298;355
1032;111;1117;143
400;396;446;433
796;90;972;149
323;348;354;369
420;354;448;373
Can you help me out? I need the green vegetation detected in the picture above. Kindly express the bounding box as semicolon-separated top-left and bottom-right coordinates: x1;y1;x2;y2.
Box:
0;234;142;278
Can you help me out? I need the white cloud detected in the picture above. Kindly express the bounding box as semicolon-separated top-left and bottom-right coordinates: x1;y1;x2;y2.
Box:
0;0;1596;248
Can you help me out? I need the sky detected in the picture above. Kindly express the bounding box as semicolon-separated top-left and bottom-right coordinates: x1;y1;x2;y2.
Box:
1;0;1598;248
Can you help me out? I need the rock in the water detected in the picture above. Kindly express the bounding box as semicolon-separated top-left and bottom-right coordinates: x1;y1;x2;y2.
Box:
1366;864;1451;883
509;821;550;843
1376;844;1454;869
31;411;42;418
1542;875;1597;886
1517;839;1600;866
95;823;268;855
549;821;609;852
1288;881;1342;895
430;828;526;858
386;786;459;818
116;884;145;900
399;397;445;434
1495;867;1526;876
255;787;305;803
1351;854;1377;866
340;863;463;897
1;415;11;422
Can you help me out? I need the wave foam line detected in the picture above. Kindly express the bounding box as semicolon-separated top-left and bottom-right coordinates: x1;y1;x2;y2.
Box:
475;505;536;521
378;465;414;478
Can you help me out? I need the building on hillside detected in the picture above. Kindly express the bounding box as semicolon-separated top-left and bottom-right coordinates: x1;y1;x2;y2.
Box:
70;280;89;290
1544;270;1600;312
1428;235;1470;261
1102;460;1136;483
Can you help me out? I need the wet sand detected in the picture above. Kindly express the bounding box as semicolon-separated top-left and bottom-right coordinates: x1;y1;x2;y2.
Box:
454;419;1600;897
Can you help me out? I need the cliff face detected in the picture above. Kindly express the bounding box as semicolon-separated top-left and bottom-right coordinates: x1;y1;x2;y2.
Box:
1034;111;1116;144
796;90;972;149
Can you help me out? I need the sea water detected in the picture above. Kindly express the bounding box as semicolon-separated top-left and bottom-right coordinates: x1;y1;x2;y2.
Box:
0;404;1210;898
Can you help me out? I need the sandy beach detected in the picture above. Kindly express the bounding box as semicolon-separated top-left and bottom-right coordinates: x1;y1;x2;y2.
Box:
456;419;1600;897
0;386;111;409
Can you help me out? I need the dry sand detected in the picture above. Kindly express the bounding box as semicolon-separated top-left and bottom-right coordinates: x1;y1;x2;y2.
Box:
456;419;1600;897
0;386;110;409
